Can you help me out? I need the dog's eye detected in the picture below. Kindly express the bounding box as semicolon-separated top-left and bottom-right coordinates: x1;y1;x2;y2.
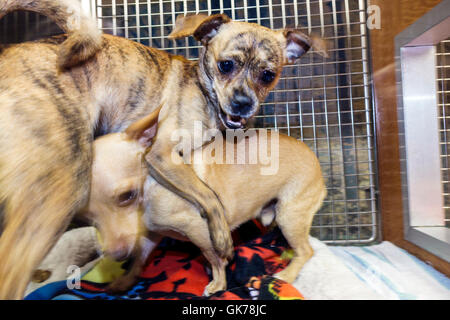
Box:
218;60;234;74
261;70;276;84
117;190;138;207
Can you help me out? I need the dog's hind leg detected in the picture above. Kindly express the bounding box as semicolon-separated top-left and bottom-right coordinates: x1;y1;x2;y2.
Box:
0;98;92;299
150;209;228;296
0;194;85;299
181;221;228;296
274;182;326;283
0;168;90;299
201;248;228;296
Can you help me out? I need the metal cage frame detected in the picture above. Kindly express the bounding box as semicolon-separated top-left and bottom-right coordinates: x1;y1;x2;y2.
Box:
395;1;450;262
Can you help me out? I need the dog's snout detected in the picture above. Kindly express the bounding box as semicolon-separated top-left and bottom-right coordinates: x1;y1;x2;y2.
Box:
107;246;129;261
105;236;134;261
230;93;253;116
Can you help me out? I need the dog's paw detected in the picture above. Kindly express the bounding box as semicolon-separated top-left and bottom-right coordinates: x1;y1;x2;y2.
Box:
202;280;226;297
273;269;298;284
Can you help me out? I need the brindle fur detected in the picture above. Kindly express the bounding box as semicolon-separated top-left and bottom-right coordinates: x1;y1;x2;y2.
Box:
0;32;174;300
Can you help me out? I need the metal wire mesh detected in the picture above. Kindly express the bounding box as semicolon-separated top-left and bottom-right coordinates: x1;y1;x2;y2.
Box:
437;38;450;228
0;11;63;44
95;0;378;244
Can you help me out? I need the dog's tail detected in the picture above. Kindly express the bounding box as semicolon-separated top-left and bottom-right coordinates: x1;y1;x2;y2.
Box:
0;0;102;69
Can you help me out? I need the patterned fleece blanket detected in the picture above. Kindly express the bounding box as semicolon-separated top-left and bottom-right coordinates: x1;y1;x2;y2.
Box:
26;220;304;300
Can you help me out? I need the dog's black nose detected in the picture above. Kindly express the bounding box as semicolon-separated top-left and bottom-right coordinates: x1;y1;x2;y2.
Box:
230;93;253;116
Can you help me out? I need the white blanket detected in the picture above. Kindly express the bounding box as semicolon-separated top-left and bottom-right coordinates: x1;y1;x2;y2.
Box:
293;237;450;300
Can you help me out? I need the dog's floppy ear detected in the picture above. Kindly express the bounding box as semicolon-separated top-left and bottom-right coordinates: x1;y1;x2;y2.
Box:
125;104;163;148
168;14;231;45
282;29;328;64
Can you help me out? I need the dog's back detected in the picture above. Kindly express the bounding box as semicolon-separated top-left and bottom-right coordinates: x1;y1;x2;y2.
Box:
142;132;324;230
191;132;325;227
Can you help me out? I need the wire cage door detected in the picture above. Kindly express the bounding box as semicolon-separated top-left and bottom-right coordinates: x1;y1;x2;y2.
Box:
92;0;379;244
437;38;450;228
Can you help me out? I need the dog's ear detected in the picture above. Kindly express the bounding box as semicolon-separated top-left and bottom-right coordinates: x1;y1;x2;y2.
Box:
125;105;163;148
310;35;329;58
282;29;328;64
193;14;231;45
283;29;312;64
168;14;231;45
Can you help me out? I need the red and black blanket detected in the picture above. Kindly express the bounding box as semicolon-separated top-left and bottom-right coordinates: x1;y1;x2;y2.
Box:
26;220;304;300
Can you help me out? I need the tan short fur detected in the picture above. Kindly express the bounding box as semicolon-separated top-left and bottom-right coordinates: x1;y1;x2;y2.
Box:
86;110;326;295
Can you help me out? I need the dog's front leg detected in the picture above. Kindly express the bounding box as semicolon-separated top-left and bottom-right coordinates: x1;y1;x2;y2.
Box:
145;142;233;260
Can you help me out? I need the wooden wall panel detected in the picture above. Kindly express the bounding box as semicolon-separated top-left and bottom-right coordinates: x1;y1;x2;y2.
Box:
369;0;450;276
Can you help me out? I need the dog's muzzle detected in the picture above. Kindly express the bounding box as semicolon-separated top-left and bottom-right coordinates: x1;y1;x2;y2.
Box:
219;93;256;129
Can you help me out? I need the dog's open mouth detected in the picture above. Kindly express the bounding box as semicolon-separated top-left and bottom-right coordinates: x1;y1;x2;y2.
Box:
219;109;248;129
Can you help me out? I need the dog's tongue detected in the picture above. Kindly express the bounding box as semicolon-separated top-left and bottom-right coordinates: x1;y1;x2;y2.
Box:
227;114;247;128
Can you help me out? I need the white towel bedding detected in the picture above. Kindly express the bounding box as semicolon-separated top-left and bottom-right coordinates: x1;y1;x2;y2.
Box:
293;237;450;300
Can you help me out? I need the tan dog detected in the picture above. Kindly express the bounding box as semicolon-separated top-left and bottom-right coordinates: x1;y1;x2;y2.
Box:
0;0;325;298
86;108;326;296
